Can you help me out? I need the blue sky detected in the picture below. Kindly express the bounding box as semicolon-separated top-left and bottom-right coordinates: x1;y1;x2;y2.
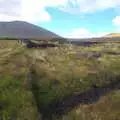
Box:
38;7;117;37
0;0;120;38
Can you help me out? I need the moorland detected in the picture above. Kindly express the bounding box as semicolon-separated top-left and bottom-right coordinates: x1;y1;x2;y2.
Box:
0;38;120;120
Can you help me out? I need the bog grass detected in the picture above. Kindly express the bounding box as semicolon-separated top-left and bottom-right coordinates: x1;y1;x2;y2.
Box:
0;40;120;119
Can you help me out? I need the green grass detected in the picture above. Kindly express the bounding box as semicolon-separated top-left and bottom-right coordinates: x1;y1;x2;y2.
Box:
0;40;120;119
0;41;39;119
0;75;39;120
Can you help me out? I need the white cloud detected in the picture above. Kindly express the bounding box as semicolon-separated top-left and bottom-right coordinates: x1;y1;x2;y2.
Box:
64;28;108;38
0;0;52;23
59;0;120;14
0;14;21;21
20;0;51;23
0;0;120;23
0;0;21;16
0;0;67;23
112;16;120;26
68;28;93;38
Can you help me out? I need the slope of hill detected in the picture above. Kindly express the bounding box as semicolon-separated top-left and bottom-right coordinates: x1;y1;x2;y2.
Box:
0;21;60;39
104;33;120;37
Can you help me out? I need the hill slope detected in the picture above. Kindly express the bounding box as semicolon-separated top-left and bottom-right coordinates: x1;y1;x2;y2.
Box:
104;33;120;37
0;21;60;39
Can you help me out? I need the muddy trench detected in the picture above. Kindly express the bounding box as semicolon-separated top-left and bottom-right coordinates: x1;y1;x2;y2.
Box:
28;65;120;120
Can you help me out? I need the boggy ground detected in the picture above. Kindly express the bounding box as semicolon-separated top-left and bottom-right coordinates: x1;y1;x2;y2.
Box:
0;40;120;120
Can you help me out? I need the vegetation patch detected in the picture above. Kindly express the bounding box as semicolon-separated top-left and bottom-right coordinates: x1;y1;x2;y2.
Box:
0;75;38;120
0;40;120;120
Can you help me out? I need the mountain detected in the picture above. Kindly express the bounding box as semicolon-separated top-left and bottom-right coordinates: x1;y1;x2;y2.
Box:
0;21;60;39
104;33;120;37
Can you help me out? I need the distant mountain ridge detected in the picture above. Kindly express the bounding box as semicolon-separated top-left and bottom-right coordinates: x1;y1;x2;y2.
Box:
104;33;120;37
0;21;60;39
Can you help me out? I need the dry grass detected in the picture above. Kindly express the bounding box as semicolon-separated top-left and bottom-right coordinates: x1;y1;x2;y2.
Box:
0;40;120;120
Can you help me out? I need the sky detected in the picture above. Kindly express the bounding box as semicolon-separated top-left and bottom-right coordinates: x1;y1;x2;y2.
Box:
0;0;120;38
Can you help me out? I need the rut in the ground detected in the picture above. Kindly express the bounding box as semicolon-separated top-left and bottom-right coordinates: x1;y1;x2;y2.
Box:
50;76;120;116
28;65;120;120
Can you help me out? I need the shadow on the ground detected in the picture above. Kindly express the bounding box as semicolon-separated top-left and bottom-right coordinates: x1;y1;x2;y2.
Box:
29;67;120;120
50;75;120;116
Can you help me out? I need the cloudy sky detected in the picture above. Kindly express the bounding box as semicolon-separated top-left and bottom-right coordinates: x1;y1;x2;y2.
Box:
0;0;120;38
